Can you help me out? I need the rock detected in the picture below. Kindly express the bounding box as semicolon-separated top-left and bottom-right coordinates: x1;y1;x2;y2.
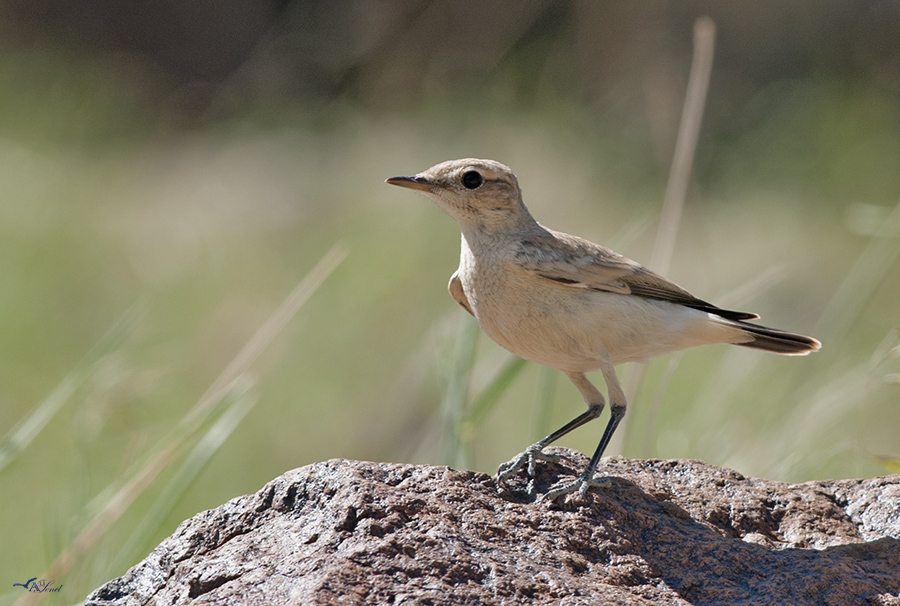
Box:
85;449;900;605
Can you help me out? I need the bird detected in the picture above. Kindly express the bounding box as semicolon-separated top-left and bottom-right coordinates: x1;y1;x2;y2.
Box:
386;158;820;501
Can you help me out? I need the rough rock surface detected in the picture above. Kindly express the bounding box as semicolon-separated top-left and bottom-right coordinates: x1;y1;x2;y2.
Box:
86;449;900;605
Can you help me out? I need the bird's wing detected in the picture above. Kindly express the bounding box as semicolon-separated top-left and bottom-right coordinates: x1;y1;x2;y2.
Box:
515;229;759;321
448;270;474;316
621;268;759;320
514;231;637;294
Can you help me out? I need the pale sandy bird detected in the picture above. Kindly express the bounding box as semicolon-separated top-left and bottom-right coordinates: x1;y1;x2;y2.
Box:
386;158;820;501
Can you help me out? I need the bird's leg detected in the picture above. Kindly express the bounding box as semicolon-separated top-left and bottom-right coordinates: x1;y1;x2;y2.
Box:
496;371;605;493
543;363;627;502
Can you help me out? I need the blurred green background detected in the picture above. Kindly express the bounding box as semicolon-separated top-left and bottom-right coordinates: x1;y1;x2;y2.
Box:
1;0;899;602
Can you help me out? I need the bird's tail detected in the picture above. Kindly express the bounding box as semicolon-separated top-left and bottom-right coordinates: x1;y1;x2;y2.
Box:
732;321;821;355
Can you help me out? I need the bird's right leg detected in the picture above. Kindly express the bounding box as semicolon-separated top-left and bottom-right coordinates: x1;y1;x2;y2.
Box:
496;371;605;493
542;362;626;502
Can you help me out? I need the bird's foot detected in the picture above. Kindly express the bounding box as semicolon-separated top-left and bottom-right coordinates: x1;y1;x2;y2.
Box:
541;472;611;504
495;445;559;495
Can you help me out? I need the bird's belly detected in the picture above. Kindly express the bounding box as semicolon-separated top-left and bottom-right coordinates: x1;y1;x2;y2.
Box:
469;283;723;371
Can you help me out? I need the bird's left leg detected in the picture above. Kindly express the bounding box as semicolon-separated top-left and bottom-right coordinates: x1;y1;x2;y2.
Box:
543;362;627;502
496;370;606;494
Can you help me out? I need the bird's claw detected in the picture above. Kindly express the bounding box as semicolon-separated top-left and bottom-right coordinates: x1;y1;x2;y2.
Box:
496;447;614;502
541;473;611;504
495;445;559;494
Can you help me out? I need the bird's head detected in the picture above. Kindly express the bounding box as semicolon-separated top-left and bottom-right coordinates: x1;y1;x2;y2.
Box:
386;158;534;233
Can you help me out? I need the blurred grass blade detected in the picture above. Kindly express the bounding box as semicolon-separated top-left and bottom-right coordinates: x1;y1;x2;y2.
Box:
815;198;900;344
713;265;785;310
14;418;189;606
620;17;715;454
115;376;257;567
640;352;683;458
0;375;80;474
465;356;528;430
0;305;144;473
531;365;557;442
874;455;900;474
440;319;480;468
452;353;528;469
607;208;655;251
16;244;347;606
638;264;787;456
179;241;349;434
85;242;348;517
649;16;715;275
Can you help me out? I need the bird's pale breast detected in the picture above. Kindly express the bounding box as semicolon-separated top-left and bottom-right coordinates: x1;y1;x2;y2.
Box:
459;248;737;370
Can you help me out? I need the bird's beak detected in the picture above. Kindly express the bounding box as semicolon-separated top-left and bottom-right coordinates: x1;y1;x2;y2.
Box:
385;175;433;192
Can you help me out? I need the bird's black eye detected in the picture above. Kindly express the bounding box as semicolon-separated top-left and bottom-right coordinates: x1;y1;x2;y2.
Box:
462;171;483;189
